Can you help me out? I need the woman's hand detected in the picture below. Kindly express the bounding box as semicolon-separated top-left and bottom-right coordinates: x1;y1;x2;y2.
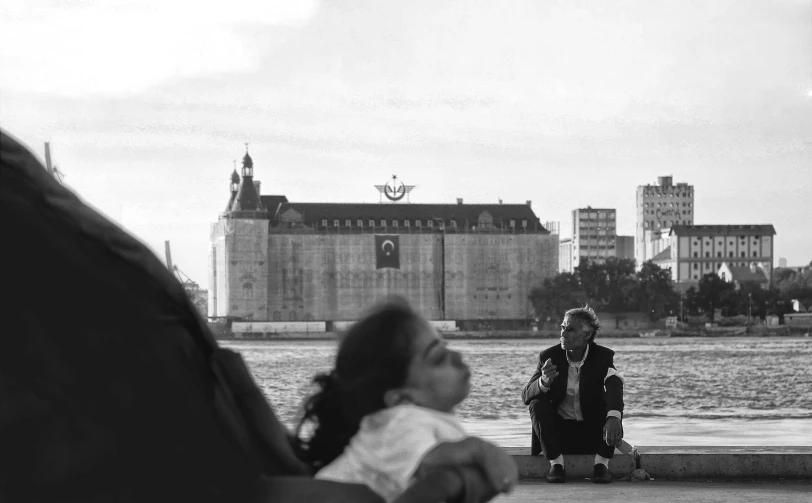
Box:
475;439;519;493
417;438;518;494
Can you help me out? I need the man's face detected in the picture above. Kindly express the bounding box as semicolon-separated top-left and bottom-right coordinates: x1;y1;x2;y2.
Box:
560;315;591;351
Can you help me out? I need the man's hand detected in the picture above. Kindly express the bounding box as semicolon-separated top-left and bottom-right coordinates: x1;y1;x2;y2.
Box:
603;417;622;447
540;358;559;386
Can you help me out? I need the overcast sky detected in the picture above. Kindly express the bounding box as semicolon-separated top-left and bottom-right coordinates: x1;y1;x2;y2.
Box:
2;0;811;285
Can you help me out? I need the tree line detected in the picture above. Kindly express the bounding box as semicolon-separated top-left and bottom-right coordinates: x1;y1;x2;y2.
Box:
528;258;812;326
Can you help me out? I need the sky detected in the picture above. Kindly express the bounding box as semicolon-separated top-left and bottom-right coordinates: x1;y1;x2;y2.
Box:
2;0;811;285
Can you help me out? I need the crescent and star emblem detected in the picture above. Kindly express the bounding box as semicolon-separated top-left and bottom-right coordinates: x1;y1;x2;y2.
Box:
375;174;415;202
382;239;395;256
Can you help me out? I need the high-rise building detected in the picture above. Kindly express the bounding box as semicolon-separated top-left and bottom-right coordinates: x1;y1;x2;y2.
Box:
572;207;616;269
636;176;694;267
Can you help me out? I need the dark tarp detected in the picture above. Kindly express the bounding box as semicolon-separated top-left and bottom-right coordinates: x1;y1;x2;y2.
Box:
0;130;498;503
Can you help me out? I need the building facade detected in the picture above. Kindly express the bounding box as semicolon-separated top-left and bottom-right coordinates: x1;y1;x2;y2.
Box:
649;224;776;285
559;238;573;273
636;176;694;267
209;152;559;324
615;235;635;261
571;207;616;269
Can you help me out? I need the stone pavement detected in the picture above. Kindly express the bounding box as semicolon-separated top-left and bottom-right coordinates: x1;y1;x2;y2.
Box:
493;480;812;503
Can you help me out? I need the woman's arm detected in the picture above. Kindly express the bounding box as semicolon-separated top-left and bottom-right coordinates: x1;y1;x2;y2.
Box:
414;437;517;496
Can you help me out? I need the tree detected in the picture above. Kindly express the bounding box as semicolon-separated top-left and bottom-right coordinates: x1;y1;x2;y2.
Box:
528;273;584;327
633;261;679;321
695;273;735;322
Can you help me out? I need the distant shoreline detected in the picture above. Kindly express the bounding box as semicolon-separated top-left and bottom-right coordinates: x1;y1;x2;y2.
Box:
215;327;811;341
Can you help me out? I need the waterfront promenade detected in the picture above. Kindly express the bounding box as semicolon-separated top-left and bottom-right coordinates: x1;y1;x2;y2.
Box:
499;446;811;502
497;480;812;503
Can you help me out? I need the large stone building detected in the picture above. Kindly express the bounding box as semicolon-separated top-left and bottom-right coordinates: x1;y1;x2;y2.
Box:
209;151;559;325
636;176;694;267
571;207;616;269
649;224;776;286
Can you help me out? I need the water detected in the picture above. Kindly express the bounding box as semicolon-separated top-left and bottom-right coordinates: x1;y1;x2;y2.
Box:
224;337;812;447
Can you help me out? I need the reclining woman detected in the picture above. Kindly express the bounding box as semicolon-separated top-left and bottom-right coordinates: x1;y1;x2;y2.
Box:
296;298;519;502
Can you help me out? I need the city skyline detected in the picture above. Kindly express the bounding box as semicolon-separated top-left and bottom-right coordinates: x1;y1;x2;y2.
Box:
2;0;810;285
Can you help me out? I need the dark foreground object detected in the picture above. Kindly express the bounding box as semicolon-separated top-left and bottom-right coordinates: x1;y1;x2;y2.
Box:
0;130;497;503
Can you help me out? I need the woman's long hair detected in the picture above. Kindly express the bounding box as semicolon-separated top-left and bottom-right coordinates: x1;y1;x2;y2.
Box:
295;299;422;471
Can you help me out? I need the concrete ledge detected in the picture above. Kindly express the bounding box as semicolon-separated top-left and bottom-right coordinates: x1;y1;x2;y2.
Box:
507;446;812;480
637;446;812;480
505;447;636;479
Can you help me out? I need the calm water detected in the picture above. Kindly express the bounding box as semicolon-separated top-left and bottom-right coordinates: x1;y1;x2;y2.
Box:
224;337;812;446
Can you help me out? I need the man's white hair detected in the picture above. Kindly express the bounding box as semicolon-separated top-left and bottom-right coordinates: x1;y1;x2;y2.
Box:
565;305;601;342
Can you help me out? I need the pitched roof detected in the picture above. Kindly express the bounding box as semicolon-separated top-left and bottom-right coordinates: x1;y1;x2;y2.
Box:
726;265;769;283
260;195;289;214
231;177;261;212
669;225;776;237
651;246;672;262
273;202;547;232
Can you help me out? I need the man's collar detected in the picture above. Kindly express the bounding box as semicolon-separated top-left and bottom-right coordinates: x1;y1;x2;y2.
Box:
565;343;590;366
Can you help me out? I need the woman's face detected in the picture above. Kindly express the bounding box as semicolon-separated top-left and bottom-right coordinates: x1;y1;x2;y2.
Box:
399;320;471;412
560;314;591;351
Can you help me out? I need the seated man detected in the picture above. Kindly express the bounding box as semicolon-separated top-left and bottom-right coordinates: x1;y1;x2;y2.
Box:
521;306;624;484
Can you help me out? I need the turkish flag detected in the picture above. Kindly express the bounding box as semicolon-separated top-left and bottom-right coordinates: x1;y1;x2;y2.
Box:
375;234;400;269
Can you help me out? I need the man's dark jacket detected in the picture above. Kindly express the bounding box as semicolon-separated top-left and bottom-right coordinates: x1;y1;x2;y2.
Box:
522;342;624;455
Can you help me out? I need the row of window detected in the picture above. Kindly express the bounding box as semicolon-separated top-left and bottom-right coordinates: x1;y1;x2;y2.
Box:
693;251;760;258
643;219;691;228
318;218;530;228
643;209;692;216
643;202;693;208
643;191;693;197
693;237;761;246
578;211;616;219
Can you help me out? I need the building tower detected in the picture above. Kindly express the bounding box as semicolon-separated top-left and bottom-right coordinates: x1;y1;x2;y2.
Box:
225;162;240;214
635;176;694;267
209;145;270;320
230;145;263;214
571;207;616;269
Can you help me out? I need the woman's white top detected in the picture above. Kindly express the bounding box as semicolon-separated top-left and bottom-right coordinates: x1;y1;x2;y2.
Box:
315;404;468;502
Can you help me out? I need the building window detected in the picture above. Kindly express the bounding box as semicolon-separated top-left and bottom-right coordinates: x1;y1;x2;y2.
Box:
404;220;410;228
321;219;327;227
415;220;421;227
717;252;721;257
752;251;758;257
381;220;386;227
510;220;515;228
333;219;339;227
427;220;433;228
450;220;457;228
705;252;710;258
392;220;398;227
369;219;375;228
729;252;733;257
522;219;527;228
693;252;698;257
345;219;351;227
693;263;698;270
357;219;363;228
741;252;746;257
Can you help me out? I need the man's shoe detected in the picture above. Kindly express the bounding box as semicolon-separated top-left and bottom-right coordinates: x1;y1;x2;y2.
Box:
546;464;565;483
592;463;612;484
